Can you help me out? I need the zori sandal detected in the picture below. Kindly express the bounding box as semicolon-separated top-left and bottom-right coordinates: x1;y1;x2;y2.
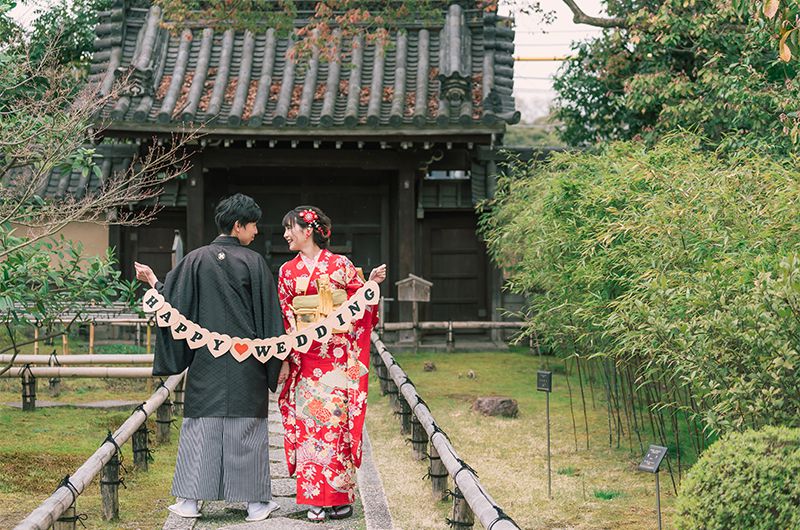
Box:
307;507;326;522
328;504;353;520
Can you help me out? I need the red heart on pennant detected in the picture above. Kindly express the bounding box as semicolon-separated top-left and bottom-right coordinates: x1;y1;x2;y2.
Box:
234;343;248;354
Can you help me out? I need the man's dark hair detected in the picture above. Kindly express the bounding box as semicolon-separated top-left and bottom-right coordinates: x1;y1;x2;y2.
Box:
214;193;262;234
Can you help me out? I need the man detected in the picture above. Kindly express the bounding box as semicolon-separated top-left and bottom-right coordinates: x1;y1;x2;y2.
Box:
135;193;283;522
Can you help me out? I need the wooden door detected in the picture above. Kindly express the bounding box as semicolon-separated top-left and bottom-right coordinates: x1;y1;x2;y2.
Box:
120;209;186;293
212;167;390;279
421;212;488;322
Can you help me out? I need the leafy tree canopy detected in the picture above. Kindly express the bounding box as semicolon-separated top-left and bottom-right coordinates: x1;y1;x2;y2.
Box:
553;0;800;155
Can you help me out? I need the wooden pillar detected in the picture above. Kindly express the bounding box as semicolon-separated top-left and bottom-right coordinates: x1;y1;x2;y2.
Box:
132;424;150;471
186;161;205;251
429;443;448;500
398;395;412;435
21;370;36;411
451;486;475;528
88;323;95;354
156;400;173;444
101;452;121;521
397;164;416;322
411;414;428;460
53;504;77;530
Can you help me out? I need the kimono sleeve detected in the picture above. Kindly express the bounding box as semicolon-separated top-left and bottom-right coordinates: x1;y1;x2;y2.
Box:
152;255;197;376
334;256;379;327
255;257;284;392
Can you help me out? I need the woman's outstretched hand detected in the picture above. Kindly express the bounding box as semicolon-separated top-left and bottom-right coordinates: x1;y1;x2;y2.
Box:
368;264;387;284
134;261;159;288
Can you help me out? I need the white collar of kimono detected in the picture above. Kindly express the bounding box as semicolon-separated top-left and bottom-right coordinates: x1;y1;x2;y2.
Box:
299;249;324;276
140;279;380;364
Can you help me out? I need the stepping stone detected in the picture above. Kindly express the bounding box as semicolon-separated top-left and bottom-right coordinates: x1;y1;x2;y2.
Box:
271;478;296;497
216;516;340;529
269;451;286;464
270;463;290;478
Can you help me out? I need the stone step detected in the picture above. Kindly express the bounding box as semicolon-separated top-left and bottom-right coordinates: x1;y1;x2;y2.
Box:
271;477;296;498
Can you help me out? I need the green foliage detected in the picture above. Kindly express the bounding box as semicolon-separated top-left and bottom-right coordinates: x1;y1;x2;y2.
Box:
593;489;624;500
479;134;800;435
28;0;112;68
0;226;137;335
674;426;800;530
553;1;800;155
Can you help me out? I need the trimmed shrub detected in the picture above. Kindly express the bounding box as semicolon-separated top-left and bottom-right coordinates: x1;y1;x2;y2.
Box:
675;426;800;530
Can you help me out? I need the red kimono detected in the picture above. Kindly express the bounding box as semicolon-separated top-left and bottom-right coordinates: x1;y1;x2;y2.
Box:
277;249;378;507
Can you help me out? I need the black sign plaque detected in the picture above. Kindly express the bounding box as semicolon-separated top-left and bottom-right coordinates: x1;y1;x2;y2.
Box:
638;445;668;473
536;371;552;393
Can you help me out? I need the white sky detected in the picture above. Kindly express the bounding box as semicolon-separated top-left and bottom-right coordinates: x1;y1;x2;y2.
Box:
10;0;606;123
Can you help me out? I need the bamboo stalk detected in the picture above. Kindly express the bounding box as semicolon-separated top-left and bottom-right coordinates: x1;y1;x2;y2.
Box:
563;356;579;452
1;367;154;378
574;354;590;450
0;355;154;365
88;324;95;355
14;373;184;530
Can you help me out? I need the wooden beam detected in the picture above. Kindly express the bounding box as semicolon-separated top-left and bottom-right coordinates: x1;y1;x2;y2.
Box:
201;149;429;170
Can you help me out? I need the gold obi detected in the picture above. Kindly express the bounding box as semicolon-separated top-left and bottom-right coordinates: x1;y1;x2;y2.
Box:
291;274;351;333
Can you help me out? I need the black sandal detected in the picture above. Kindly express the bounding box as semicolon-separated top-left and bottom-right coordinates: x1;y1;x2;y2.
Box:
328;504;353;520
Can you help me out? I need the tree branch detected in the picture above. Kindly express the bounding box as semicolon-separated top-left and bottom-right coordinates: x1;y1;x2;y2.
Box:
560;0;627;28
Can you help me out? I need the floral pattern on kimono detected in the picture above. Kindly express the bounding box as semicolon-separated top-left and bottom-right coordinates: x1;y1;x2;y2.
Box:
277;249;378;507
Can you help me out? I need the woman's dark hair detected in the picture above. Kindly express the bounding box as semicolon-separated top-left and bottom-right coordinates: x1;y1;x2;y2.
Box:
214;193;262;234
282;205;332;249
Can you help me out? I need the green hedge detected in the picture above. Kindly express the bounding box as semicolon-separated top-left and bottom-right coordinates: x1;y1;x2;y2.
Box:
675;426;800;529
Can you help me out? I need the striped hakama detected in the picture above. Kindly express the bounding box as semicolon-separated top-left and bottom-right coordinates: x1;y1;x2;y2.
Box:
172;417;272;502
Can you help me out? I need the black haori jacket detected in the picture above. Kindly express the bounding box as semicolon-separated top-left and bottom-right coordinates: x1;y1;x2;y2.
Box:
153;235;283;418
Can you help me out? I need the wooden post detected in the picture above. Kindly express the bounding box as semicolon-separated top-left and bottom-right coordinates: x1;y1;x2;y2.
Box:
146;323;152;355
429;443;448;500
49;376;61;397
62;334;69;356
33;326;39;355
386;377;400;413
173;377;185;416
100;452;120;521
156;399;173;444
21;369;36;411
53;504;77;530
89;323;95;354
375;359;389;396
397;165;416;324
412;300;419;350
132;424;150;471
186;160;205;251
398;395;412;435
451;486;475;528
446;320;455;352
411;413;428;460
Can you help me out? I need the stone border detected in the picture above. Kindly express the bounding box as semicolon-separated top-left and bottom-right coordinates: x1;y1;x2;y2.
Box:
356;430;394;530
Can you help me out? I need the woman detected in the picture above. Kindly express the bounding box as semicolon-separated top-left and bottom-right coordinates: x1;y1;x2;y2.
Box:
277;206;386;522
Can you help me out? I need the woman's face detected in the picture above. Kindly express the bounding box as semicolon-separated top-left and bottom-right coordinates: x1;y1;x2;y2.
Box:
283;221;311;252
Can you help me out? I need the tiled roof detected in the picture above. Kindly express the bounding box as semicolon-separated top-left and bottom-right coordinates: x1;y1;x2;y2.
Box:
3;143;187;207
90;1;519;135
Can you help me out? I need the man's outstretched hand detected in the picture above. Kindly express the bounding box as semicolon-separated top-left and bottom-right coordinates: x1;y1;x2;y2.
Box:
134;261;158;288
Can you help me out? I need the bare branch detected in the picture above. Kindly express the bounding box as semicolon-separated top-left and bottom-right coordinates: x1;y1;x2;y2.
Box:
560;0;627;28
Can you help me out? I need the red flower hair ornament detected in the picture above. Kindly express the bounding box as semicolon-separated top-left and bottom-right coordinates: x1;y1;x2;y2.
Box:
299;208;331;238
